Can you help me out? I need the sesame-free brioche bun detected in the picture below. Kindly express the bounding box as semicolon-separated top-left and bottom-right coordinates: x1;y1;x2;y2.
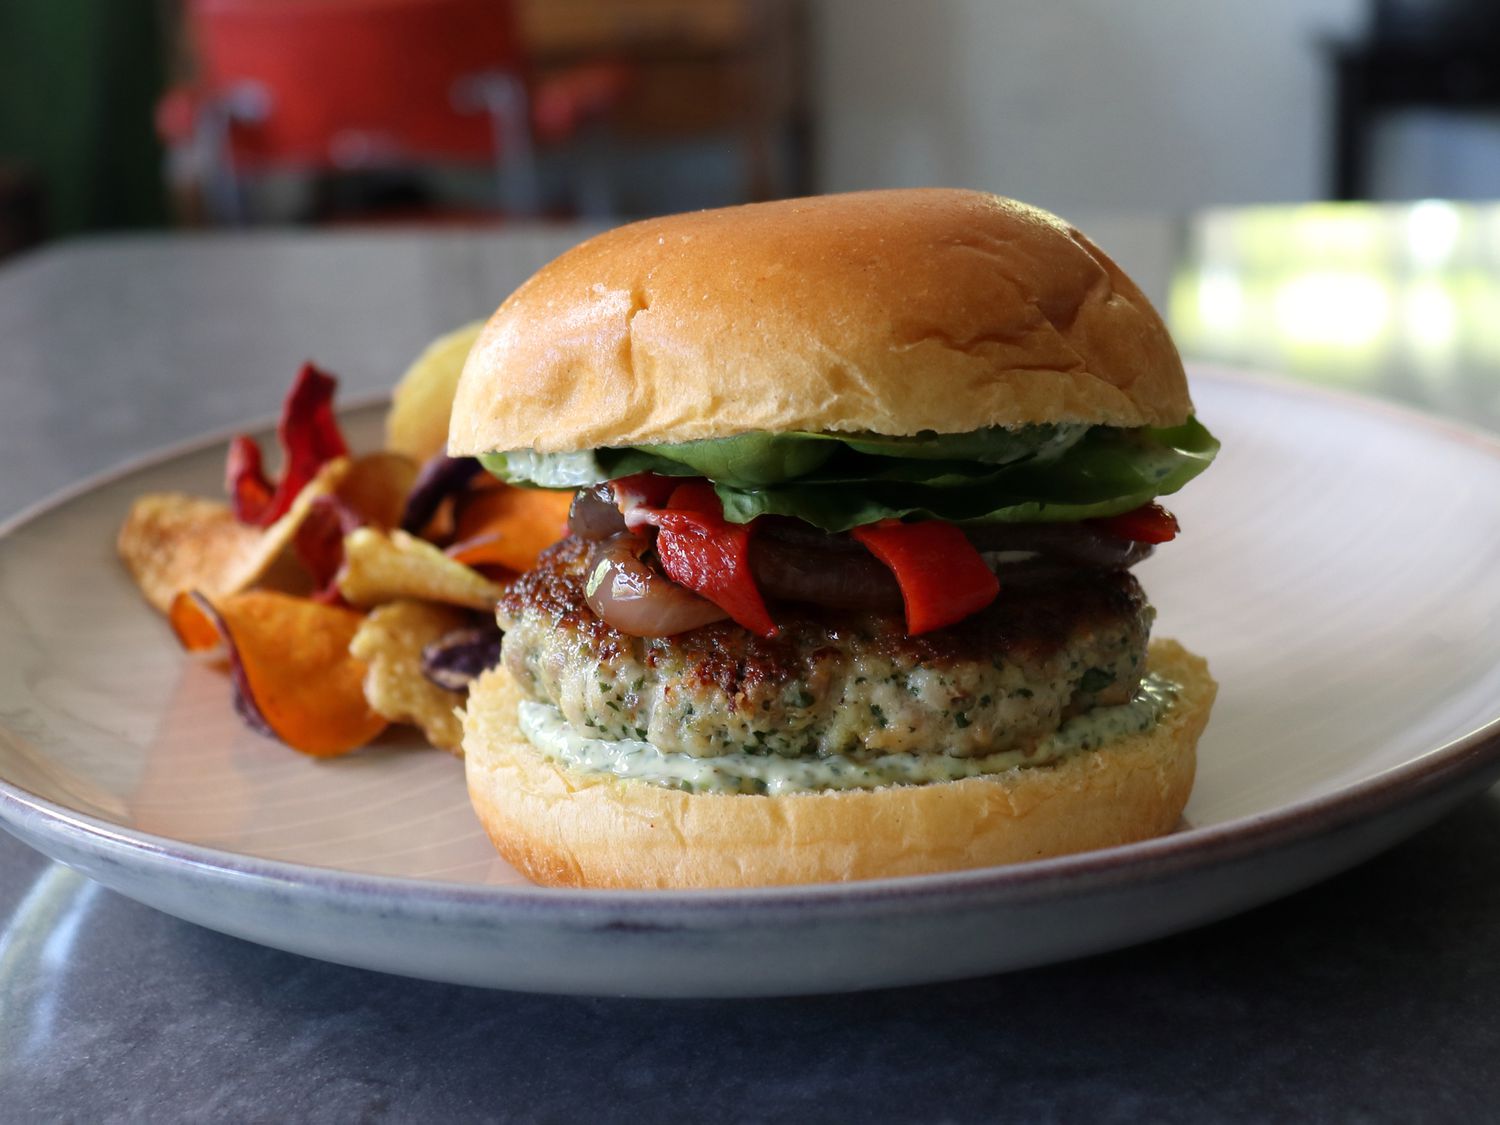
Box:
447;189;1191;457
462;640;1216;890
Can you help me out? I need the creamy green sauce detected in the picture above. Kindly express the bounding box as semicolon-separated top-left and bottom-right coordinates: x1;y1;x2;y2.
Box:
518;674;1179;796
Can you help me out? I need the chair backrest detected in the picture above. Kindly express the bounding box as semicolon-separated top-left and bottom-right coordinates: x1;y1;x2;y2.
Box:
187;0;527;169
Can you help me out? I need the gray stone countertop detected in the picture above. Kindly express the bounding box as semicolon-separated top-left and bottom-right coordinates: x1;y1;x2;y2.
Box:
3;224;1500;1122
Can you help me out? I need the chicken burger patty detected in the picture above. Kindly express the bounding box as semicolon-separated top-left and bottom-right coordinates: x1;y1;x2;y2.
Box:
499;537;1154;761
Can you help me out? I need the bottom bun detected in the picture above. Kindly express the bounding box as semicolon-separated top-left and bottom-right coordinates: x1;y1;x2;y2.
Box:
462;639;1217;889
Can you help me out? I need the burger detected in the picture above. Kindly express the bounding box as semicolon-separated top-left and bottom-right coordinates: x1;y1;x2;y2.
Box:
449;188;1219;889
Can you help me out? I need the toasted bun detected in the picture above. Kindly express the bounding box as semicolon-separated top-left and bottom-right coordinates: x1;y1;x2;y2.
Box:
462;639;1216;889
448;189;1191;456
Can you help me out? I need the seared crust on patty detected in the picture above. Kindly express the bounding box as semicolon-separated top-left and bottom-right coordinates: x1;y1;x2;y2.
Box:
498;537;1153;760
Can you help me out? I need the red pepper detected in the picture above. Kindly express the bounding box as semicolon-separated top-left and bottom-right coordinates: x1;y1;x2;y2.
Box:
1089;502;1179;544
630;480;778;637
614;472;680;529
851;519;1000;635
227;363;349;527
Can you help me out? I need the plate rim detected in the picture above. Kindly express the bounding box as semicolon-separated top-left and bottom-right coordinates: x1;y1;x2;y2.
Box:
3;366;1500;920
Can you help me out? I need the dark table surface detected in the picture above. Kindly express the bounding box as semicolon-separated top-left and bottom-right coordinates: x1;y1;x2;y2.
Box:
4;216;1500;1122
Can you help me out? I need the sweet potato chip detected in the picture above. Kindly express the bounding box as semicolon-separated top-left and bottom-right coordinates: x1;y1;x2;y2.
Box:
447;486;573;572
118;458;350;613
172;590;387;757
385;321;486;464
348;600;472;755
336;527;504;609
167;589;224;652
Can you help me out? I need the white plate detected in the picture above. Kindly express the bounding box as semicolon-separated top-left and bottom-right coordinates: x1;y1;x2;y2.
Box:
3;367;1500;998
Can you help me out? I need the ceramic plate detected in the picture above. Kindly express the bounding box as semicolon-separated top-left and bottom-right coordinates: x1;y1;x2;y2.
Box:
3;368;1500;998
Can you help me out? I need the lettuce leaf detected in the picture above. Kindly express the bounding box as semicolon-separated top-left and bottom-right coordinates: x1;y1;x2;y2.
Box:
713;420;1219;530
484;425;1082;487
483;419;1219;531
635;433;838;485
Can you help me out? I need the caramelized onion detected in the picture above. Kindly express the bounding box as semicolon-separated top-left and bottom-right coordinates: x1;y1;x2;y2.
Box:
749;536;903;611
584;534;729;636
962;522;1153;569
574;492;1156;620
751;518;1152;609
568;483;628;541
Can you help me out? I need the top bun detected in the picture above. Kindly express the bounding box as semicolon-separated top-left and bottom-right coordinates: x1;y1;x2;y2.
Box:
448;189;1190;456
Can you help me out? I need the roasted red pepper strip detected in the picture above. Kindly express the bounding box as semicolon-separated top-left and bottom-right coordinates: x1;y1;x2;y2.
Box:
1089;502;1179;544
227;363;349;527
851;519;1000;635
615;472;679;527
631;480;778;637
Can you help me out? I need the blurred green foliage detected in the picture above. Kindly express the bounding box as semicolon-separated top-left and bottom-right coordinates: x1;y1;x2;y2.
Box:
0;0;171;236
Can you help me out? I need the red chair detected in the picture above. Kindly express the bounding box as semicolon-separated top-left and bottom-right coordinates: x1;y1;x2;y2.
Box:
158;0;631;222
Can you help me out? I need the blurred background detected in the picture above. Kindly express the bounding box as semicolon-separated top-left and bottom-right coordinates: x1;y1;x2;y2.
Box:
4;0;1500;422
11;0;1500;241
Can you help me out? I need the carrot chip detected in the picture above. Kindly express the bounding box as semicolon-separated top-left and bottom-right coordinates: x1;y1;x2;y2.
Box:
446;486;573;573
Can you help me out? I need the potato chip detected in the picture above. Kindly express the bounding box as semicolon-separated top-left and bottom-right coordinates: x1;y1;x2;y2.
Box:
336;527;504;609
447;486;573;572
349;600;472;754
385;321;486;463
338;451;419;530
170;590;387;757
118;458;350;613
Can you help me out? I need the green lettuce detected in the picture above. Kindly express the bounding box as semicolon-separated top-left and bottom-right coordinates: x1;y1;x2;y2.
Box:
481;424;1083;488
481;419;1219;532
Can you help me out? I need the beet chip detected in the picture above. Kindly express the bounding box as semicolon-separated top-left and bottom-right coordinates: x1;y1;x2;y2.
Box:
294;493;365;602
229;363;349;527
295;452;421;602
169;589;388;757
399;454;480;536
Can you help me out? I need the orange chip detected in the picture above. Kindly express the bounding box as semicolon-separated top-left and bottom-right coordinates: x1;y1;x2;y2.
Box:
168;590;224;652
447;487;572;573
176;590;388;757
